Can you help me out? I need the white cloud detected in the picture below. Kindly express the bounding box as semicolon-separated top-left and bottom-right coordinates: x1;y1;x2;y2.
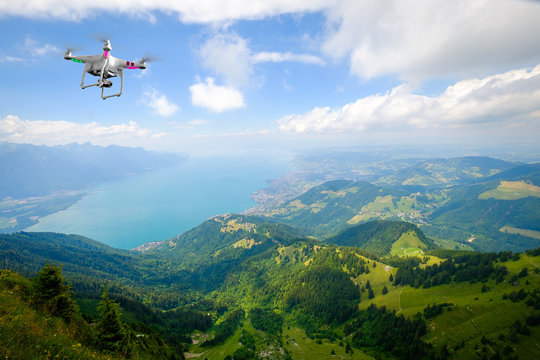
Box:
278;64;540;134
199;32;253;89
140;88;179;117
0;37;58;64
198;32;324;91
186;119;209;126
322;0;540;81
190;77;245;112
0;114;163;146
3;1;540;83
0;54;24;63
252;51;325;66
0;0;329;23
23;36;59;57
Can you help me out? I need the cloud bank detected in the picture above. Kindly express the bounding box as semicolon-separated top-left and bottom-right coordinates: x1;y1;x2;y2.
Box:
0;0;329;23
278;64;540;134
0;115;163;146
2;1;540;82
323;0;540;81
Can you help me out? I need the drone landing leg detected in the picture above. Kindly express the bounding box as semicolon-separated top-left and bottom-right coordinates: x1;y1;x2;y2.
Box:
101;69;124;100
80;64;99;89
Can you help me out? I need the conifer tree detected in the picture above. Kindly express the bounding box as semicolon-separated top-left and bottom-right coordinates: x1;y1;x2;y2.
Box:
97;288;131;356
32;262;76;320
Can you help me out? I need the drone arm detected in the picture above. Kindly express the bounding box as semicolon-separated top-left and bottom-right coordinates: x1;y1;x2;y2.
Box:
101;68;123;100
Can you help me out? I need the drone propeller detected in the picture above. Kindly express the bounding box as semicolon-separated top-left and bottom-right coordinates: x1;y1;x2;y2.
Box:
65;45;81;53
140;54;162;63
57;42;83;57
91;33;112;43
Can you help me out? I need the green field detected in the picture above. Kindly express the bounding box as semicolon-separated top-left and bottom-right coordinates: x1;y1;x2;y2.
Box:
186;322;375;360
187;327;244;359
357;254;540;359
390;230;427;256
428;235;475;251
284;327;373;360
478;180;540;200
500;225;540;240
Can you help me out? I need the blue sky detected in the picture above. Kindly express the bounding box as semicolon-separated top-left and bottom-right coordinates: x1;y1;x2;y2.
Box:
1;0;540;157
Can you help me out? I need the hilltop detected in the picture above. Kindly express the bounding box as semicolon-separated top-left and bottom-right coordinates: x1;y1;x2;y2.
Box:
326;220;435;256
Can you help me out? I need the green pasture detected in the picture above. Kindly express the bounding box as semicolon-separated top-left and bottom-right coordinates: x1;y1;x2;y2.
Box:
500;225;540;240
478;181;540;200
283;326;373;360
355;254;540;359
390;230;427;256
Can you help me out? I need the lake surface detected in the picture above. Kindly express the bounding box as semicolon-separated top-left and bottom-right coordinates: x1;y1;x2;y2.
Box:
27;156;291;249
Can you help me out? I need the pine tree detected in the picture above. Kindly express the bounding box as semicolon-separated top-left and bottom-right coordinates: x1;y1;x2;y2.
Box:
382;286;388;295
97;288;131;356
368;288;375;299
32;262;77;320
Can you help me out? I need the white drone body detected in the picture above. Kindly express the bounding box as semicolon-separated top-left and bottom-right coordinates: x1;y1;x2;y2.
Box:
64;40;146;100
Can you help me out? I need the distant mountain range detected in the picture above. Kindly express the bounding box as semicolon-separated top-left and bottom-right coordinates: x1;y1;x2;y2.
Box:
0;142;185;199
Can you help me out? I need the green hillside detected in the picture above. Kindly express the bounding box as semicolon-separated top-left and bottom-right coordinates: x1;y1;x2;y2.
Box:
262;161;540;253
144;214;307;290
262;180;429;236
1;222;539;359
374;156;517;188
325;220;435;256
0;266;182;360
0;232;141;281
427;175;540;252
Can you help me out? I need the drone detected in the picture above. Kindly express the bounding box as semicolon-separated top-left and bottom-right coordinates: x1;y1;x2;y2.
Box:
64;40;147;100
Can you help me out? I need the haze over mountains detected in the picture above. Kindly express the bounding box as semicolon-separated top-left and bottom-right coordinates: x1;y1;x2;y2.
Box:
0;142;185;199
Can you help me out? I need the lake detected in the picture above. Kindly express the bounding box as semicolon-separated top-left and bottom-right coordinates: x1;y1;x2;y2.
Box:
27;156;291;249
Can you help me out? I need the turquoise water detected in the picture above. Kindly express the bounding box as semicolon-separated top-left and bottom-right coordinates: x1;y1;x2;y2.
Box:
27;156;290;249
